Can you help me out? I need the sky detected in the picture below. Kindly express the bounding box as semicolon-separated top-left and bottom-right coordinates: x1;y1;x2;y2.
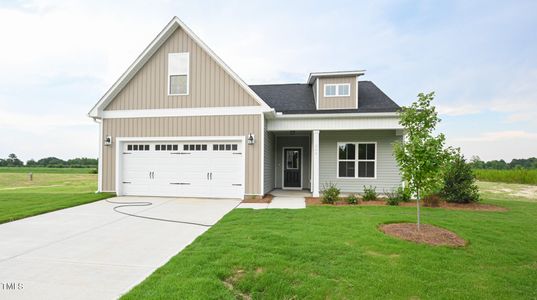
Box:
0;0;536;162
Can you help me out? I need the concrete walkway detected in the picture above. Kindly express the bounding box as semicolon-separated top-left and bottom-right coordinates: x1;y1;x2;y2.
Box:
0;197;240;300
237;189;309;209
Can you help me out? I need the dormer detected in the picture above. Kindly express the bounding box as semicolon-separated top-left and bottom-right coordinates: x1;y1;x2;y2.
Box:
308;70;365;110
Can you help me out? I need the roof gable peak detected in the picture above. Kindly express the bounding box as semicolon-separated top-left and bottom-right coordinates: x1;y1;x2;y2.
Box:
89;16;271;118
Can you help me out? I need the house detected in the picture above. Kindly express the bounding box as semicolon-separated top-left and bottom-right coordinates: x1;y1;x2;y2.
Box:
88;17;404;199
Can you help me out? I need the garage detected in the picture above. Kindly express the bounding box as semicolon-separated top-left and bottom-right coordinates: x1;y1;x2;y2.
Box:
116;138;245;199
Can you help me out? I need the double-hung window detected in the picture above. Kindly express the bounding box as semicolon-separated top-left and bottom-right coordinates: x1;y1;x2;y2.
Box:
324;83;350;97
168;53;189;95
358;143;376;178
338;143;356;177
337;142;376;178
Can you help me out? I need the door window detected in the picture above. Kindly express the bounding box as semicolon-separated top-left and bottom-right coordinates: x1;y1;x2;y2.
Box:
286;150;300;169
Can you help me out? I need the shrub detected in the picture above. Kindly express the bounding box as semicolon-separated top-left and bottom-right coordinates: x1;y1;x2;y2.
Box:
441;155;480;203
397;186;412;202
385;193;400;206
347;194;360;205
422;194;443;207
321;182;340;204
362;185;377;201
89;168;98;174
384;186;410;206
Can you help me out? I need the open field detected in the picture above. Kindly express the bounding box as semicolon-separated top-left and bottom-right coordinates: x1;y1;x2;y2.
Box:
123;183;537;299
474;169;537;185
0;167;96;174
0;170;113;224
477;181;537;202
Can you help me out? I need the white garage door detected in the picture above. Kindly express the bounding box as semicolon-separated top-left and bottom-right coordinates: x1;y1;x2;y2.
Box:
119;140;244;199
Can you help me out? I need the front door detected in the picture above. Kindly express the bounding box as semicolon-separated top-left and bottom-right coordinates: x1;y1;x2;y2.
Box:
283;148;302;189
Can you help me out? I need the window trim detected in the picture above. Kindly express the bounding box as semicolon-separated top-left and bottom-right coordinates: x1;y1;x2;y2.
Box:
168;52;190;96
336;141;377;179
324;83;351;97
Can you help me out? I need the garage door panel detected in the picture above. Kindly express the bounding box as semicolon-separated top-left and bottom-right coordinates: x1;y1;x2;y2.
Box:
120;139;244;198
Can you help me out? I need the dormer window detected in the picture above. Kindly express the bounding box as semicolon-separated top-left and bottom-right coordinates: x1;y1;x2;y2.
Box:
324;83;350;97
168;53;189;95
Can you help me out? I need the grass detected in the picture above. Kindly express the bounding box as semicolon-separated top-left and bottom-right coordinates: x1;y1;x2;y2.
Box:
123;194;537;299
0;170;113;224
474;168;537;185
0;167;96;174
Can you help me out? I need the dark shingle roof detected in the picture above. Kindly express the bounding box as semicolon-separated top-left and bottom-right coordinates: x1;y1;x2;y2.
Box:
249;81;400;114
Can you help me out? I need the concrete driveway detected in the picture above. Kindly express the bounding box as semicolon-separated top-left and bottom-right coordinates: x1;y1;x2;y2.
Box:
0;197;240;299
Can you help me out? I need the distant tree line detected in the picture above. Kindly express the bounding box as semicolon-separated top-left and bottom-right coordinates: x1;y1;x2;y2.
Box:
0;154;97;168
469;156;537;170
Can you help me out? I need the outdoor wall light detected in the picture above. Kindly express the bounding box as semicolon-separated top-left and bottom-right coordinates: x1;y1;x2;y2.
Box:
104;136;112;146
247;133;255;145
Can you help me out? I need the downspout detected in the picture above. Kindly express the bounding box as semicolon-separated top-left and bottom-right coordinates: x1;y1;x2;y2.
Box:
92;117;103;193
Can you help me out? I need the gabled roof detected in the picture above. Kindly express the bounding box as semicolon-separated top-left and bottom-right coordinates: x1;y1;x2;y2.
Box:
249;81;400;114
88;17;271;118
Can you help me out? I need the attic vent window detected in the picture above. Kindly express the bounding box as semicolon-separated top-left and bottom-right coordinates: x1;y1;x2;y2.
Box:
324;83;350;97
168;53;189;95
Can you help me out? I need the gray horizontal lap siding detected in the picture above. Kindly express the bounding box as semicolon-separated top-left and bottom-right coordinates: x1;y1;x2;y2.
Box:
319;130;402;193
263;127;275;194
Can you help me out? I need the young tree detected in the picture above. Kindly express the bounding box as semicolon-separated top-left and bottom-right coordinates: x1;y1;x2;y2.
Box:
394;92;454;230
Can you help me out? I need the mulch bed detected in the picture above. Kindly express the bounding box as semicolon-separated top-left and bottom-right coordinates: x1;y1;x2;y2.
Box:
379;223;467;247
242;194;273;203
305;197;506;211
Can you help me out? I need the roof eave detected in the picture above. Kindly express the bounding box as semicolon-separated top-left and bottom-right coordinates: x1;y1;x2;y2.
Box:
274;111;399;119
307;70;366;84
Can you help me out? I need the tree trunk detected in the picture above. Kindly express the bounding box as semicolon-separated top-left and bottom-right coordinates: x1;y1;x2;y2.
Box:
416;189;420;231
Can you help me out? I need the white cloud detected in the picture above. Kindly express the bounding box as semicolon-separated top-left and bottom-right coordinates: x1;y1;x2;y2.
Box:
455;130;537;142
437;104;483;116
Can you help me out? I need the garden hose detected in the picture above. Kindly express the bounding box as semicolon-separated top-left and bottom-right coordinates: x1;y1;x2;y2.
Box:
104;198;223;227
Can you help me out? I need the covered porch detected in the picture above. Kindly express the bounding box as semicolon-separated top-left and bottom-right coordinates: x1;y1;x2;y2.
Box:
264;113;404;197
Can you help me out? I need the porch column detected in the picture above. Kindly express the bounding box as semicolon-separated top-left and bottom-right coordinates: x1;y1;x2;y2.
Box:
312;130;320;197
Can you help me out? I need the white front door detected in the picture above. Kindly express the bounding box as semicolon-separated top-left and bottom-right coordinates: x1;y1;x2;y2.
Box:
119;140;244;198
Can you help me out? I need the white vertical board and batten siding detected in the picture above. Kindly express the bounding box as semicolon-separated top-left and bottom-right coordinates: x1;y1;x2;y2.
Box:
104;27;260;110
319;130;402;193
102;115;262;195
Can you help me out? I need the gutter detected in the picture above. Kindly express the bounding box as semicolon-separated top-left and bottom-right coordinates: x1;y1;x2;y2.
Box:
273;112;400;119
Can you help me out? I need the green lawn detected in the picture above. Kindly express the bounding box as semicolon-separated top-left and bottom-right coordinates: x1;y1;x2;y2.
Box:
124;196;537;299
0;170;113;224
0;167;96;174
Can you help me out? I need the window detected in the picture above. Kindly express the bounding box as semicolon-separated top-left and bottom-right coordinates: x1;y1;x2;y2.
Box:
168;53;189;95
183;144;207;151
213;144;238;151
126;144;150;151
358;143;375;178
325;85;336;96
324;83;351;97
155;144;179;151
286;150;300;169
338;143;355;178
337;142;376;178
